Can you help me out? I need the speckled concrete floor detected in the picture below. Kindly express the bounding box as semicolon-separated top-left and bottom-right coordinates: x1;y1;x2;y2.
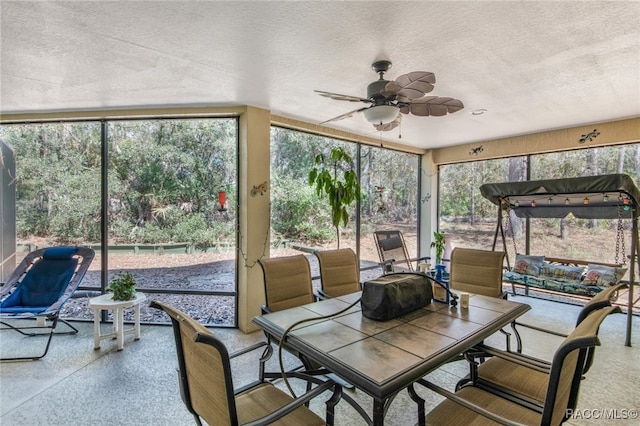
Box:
1;295;638;425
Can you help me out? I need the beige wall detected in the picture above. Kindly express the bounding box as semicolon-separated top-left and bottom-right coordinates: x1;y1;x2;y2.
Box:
431;117;640;165
2;109;638;332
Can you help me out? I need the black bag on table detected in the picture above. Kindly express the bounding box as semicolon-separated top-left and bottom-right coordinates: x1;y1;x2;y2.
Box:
361;273;433;321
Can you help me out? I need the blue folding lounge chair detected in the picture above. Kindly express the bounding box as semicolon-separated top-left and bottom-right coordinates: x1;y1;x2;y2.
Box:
0;246;95;361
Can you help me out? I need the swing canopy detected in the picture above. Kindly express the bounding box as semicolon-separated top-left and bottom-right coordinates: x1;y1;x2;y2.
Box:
480;173;640;219
480;173;639;347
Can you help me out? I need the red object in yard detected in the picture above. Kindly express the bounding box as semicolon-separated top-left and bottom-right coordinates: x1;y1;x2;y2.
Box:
218;191;227;210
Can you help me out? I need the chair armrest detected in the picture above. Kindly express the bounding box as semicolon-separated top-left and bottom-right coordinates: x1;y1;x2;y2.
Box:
229;341;271;360
261;305;272;315
379;259;396;273
316;289;331;300
470;343;551;372
242;379;341;426
512;321;569;338
417;379;526;426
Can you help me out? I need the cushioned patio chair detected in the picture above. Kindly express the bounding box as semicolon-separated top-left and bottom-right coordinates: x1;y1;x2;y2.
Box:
420;305;620;425
0;246;95;361
314;248;361;298
150;301;341;426
373;230;428;273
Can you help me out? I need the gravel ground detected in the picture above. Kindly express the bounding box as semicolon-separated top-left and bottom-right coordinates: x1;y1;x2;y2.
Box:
59;248;384;326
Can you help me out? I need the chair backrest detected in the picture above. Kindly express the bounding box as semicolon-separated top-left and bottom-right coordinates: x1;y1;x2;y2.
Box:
573;282;627;376
449;248;506;297
151;301;237;425
0;246;95;315
576;282;627;325
314;248;361;297
373;230;413;272
542;305;619;425
258;254;315;312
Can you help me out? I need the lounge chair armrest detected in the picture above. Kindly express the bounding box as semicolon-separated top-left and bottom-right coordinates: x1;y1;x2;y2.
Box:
417;379;527;426
241;380;341;426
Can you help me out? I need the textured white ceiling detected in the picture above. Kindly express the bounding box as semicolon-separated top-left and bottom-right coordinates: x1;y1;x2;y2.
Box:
1;1;639;149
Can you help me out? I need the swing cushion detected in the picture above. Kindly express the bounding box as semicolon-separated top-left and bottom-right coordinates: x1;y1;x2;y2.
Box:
513;254;545;275
539;263;585;285
583;264;627;286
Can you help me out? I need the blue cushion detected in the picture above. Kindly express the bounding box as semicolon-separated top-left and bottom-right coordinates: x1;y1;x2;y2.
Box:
0;254;78;312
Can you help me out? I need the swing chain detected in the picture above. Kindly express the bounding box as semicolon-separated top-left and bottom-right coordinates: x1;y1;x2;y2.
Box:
504;198;518;256
615;194;626;266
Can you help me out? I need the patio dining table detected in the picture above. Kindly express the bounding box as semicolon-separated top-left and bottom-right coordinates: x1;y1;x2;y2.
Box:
252;291;531;426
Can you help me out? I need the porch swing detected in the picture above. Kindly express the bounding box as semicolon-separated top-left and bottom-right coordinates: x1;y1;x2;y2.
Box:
480;173;640;346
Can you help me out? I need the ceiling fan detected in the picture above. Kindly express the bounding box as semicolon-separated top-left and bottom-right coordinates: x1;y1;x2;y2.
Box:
315;60;464;131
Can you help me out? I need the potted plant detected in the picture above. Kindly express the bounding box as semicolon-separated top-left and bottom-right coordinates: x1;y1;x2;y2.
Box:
308;147;361;248
430;231;446;265
107;272;137;301
430;231;447;280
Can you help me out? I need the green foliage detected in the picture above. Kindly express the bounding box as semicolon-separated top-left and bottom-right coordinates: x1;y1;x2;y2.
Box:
107;272;137;301
430;231;446;264
308;147;361;247
1;119;237;248
270;176;334;242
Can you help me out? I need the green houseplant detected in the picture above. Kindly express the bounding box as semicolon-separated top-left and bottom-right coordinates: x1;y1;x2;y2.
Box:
107;272;137;301
308;147;361;248
430;231;446;265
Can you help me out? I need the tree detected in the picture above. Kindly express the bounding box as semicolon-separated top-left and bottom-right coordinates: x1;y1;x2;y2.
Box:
308;147;361;248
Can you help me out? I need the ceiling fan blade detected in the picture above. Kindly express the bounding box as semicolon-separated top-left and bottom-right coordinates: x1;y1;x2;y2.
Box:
373;115;401;131
319;106;369;124
383;71;436;99
407;96;464;116
314;90;371;103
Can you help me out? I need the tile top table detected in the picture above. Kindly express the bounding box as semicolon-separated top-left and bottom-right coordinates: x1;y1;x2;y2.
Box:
253;292;530;426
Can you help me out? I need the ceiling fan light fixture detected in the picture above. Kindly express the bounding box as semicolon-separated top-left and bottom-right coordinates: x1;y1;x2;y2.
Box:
363;105;398;125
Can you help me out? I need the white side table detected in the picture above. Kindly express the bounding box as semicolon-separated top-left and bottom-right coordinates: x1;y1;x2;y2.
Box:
89;292;146;351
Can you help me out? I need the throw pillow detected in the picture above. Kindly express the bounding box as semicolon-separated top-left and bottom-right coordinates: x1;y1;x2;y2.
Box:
583;264;627;286
539;263;585;283
513;254;545;275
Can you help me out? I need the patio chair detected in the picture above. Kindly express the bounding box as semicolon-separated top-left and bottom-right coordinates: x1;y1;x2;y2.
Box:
373;230;428;273
458;284;626;394
258;255;321;378
259;255;316;314
0;246;95;361
150;301;341;426
449;247;519;351
314;248;361;298
258;254;357;391
420;305;620;425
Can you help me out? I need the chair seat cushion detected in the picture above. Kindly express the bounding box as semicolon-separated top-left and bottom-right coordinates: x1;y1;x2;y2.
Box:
236;382;325;426
426;386;541;425
477;357;548;404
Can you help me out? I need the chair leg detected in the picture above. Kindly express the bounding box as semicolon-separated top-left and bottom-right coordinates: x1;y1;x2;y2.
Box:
407;384;426;426
499;328;512;352
511;321;523;353
324;383;342;426
0;315;76;361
